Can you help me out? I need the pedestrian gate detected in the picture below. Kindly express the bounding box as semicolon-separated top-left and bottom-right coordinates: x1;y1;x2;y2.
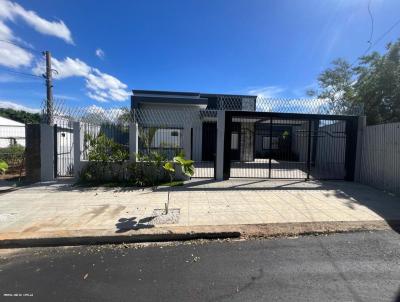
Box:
54;123;74;177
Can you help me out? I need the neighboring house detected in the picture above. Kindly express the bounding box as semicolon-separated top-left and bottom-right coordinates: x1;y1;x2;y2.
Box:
0;116;25;148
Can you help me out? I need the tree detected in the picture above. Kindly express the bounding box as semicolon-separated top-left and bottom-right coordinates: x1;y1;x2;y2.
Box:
311;39;400;125
307;58;357;115
353;42;400;124
0;108;41;124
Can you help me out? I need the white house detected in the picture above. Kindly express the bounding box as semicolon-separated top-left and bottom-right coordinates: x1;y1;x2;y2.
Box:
0;116;25;148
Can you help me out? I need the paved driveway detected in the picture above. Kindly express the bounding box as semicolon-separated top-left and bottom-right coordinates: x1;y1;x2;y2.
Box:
0;179;400;237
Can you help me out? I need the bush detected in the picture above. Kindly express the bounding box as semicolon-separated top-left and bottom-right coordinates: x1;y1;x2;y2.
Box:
0;144;25;169
79;133;129;183
78;132;194;188
128;152;169;187
0;160;8;174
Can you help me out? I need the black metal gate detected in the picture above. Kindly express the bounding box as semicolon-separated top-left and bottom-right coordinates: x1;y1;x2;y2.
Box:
223;111;358;181
191;121;216;178
54;123;74;177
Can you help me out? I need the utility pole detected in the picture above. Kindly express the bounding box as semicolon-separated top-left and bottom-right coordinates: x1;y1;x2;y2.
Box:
44;50;53;125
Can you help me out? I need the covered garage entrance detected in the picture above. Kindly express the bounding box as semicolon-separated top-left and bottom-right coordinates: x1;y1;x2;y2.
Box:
223;111;359;181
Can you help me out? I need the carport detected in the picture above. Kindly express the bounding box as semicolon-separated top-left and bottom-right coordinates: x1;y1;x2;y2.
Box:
222;111;359;181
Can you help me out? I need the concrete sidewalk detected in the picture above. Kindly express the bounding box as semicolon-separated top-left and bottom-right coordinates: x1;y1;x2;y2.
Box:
1;179;400;247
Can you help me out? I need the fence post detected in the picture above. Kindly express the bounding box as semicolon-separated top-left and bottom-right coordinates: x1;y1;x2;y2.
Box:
183;126;191;159
73;122;82;179
40;123;55;181
354;115;366;182
216;111;225;180
129;122;139;161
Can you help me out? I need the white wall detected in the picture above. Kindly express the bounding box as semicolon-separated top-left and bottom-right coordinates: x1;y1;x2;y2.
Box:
0;117;25;147
358;122;400;195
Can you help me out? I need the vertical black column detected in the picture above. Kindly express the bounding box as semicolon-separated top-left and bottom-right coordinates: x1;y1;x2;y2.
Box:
223;111;232;180
190;128;193;160
344;117;358;181
53;124;58;178
311;119;319;167
268;118;273;178
306;120;312;180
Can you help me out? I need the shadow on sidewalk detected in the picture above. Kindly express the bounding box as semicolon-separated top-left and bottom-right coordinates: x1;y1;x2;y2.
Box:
115;217;155;233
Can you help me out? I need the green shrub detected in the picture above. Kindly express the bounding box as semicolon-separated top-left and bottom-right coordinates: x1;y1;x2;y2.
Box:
0;160;8;174
128;152;169;187
80;133;129;183
0;144;25;170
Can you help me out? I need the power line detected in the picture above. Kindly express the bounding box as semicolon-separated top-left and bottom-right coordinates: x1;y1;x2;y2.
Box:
351;12;400;66
369;17;400;49
0;66;43;80
0;39;46;79
0;39;42;55
367;0;374;45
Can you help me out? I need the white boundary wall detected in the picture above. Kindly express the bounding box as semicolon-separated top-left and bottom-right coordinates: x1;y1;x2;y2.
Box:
357;122;400;195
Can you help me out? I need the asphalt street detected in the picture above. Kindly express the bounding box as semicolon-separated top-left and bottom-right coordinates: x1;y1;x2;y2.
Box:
1;231;400;302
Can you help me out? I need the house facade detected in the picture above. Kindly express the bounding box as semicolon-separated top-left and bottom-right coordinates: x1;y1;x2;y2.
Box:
131;89;260;162
130;89;350;180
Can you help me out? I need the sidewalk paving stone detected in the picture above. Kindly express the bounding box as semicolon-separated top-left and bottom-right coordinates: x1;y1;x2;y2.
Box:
0;179;400;246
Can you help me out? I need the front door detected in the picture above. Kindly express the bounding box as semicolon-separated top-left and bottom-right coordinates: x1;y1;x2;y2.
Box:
202;122;217;161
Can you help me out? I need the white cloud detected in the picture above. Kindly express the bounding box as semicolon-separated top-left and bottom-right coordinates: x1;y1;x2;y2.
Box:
53;94;78;101
33;57;91;79
0;0;73;44
0;41;33;68
247;86;285;98
245;85;333;113
0;0;73;69
32;57;130;102
85;69;129;102
0;19;33;68
0;100;40;113
85;104;125;122
95;48;105;59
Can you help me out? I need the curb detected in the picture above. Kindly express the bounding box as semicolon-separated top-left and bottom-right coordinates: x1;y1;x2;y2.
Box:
0;220;398;249
0;231;241;249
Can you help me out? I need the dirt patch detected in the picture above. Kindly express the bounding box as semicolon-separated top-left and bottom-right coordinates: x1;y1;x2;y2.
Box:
238;220;397;239
151;209;180;225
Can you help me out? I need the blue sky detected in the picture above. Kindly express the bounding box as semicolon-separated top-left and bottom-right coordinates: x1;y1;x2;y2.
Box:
0;0;400;112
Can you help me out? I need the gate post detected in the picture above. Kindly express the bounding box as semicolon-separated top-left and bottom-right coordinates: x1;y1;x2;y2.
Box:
216;111;225;180
25;124;55;182
129;122;139;161
354;115;366;182
40;124;55;181
183;126;192;159
73;122;82;179
345;117;359;181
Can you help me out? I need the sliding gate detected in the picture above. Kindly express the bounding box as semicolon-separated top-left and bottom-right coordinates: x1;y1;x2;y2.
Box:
223;111;358;181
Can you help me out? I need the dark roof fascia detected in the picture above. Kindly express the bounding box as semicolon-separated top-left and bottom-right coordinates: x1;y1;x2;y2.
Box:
132;90;200;97
133;95;209;107
132;89;257;99
200;93;257;99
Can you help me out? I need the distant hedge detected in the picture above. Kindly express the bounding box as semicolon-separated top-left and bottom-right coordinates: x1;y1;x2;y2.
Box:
0;108;40;124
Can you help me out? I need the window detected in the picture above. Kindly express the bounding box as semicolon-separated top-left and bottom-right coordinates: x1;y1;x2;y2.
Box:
8;138;17;146
231;132;239;150
262;136;279;150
